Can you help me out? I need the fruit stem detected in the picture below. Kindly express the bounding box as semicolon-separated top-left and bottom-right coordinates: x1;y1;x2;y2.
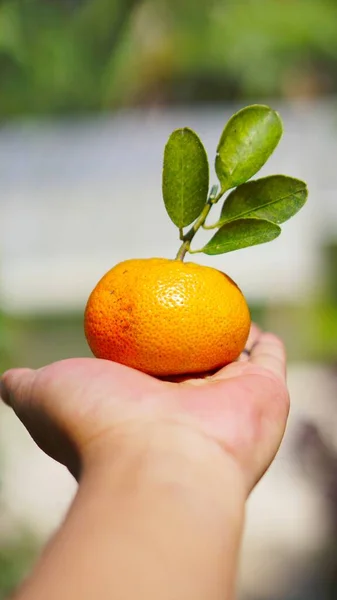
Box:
175;187;226;261
175;240;191;261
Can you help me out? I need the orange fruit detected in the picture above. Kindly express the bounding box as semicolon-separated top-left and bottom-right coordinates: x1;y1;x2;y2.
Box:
84;258;250;377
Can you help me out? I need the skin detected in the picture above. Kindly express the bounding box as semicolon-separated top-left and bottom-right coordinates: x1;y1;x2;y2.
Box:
0;324;289;600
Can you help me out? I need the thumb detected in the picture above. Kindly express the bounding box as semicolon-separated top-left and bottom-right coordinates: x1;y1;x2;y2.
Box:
1;368;37;411
1;367;80;478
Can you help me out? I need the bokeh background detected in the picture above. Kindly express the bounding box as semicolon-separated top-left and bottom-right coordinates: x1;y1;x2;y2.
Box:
1;0;337;598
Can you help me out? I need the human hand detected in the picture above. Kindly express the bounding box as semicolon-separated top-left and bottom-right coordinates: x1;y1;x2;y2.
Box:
0;325;289;494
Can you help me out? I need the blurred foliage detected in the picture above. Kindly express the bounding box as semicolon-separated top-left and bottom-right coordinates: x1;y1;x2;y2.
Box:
0;310;14;373
0;534;38;599
1;0;337;118
323;242;337;304
309;303;337;363
5;312;91;369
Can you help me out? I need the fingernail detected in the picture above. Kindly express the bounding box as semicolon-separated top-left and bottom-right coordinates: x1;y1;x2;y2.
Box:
0;378;11;406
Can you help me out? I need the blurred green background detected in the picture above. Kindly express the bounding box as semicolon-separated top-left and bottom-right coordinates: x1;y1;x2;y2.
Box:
1;0;337;117
1;0;337;598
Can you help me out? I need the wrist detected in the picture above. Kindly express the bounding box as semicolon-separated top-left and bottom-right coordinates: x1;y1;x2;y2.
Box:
82;421;247;512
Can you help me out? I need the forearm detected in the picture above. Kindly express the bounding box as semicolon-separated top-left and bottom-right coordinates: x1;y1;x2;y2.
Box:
13;426;246;600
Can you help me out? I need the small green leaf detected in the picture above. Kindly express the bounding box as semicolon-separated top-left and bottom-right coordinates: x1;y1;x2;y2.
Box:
162;127;209;228
200;218;281;255
219;175;308;226
215;105;283;190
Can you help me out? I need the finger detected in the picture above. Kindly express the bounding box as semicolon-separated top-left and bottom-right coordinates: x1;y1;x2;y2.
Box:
249;332;286;381
1;367;82;478
1;368;36;410
211;323;262;379
237;323;262;362
246;323;262;348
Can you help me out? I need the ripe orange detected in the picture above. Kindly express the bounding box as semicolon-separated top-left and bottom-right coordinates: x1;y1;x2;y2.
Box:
84;258;250;377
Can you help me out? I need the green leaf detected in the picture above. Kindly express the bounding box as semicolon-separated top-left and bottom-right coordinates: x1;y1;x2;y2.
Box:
218;175;308;226
162;127;209;228
215;105;283;190
200;218;281;255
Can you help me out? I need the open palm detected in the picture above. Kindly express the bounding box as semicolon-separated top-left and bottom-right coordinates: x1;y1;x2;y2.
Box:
1;325;289;491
